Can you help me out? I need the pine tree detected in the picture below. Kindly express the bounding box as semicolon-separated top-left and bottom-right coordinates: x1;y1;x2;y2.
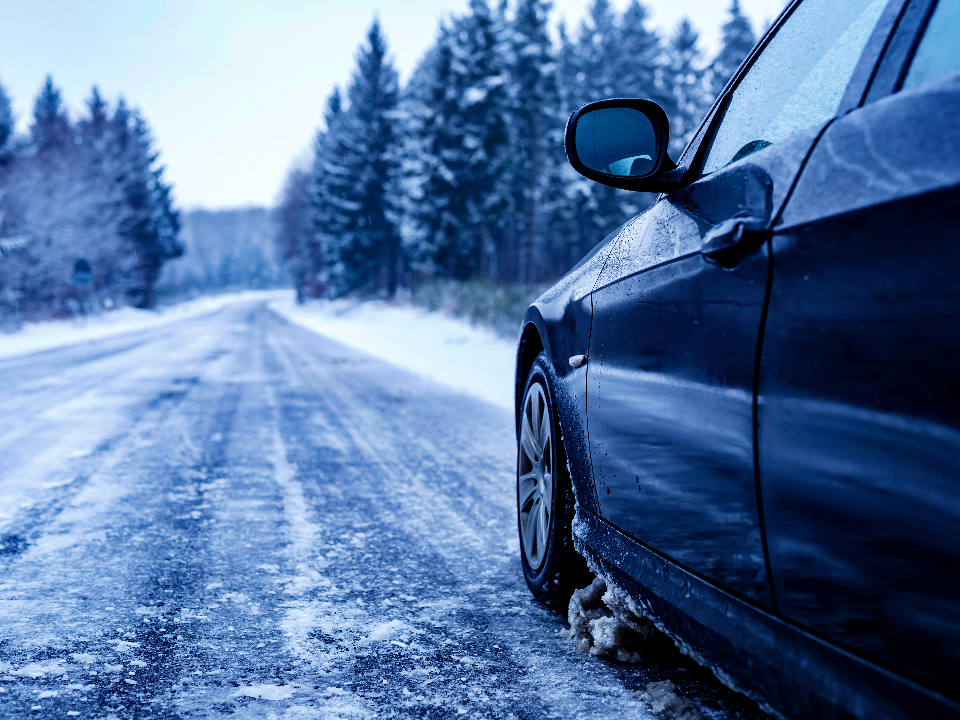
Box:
31;76;72;155
394;0;510;281
448;0;511;279
711;0;755;98
306;86;344;296
0;80;180;320
568;0;620;105
503;0;561;283
277;166;314;302
0;77;13;155
10;76;84;316
323;20;401;296
614;1;665;103
391;29;459;280
666;18;710;154
103;101;182;308
74;87;126;304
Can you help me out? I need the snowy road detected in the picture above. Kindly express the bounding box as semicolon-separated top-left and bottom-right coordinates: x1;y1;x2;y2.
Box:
0;299;762;719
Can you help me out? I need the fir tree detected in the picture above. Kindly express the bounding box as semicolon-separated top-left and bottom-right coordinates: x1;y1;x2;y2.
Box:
0;77;13;155
711;0;755;97
306;86;344;296
392;30;459;280
31;76;72;155
666;18;710;154
281;0;769;292
614;1;665;103
503;0;561;283
448;0;511;279
569;0;620;105
277;166;314;302
323;20;401;296
0;80;181;320
394;0;510;281
78;87;110;147
74;87;126;302
106;102;182;307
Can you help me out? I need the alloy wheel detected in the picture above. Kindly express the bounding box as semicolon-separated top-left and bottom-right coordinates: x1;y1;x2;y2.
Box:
519;382;553;570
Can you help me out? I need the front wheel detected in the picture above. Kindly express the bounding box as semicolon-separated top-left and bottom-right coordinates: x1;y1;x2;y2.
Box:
518;353;590;608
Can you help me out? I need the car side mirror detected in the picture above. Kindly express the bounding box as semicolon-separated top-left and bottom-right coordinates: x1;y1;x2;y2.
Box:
565;99;682;193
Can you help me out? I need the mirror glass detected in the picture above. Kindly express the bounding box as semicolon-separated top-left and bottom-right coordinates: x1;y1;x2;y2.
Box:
574;106;658;177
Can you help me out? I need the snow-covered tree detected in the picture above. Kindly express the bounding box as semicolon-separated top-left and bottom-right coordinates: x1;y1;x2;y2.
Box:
502;0;562;283
394;0;510;281
320;20;401;296
711;0;756;97
615;2;665;103
109;106;182;307
31;76;72;156
281;1;759;292
307;86;344;293
565;0;620;106
277;166;314;302
0;78;12;156
666;18;710;154
0;78;181;322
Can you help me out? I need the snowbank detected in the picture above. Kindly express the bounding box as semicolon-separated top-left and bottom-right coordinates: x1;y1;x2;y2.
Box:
0;290;288;361
269;297;517;411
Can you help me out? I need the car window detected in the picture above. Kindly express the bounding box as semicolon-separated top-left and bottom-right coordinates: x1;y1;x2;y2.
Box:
702;0;888;175
902;0;960;90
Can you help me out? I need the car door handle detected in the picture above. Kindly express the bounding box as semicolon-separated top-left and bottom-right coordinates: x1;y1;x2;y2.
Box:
700;217;767;268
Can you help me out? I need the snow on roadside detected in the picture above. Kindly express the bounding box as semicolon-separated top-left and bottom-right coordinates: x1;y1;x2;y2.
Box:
0;290;288;361
269;297;518;411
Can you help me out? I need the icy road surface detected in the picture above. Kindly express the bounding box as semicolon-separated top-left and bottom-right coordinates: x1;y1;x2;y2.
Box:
0;299;764;719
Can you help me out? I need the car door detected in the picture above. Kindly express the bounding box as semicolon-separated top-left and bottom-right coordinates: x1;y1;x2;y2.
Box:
587;0;893;605
758;0;960;696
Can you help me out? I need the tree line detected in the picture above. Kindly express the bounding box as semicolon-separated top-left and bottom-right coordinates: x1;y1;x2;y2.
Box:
156;208;284;299
277;0;757;300
0;76;182;327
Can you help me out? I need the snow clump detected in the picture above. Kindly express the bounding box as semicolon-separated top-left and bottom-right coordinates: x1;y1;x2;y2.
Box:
563;577;654;663
641;680;705;720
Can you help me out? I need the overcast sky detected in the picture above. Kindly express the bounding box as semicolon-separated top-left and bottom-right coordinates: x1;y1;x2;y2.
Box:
0;0;787;210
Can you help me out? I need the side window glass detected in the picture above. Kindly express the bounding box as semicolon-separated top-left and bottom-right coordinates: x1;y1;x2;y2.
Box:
702;0;887;175
902;0;960;90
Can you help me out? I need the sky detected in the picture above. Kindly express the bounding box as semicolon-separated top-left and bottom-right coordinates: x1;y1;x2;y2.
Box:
0;0;787;210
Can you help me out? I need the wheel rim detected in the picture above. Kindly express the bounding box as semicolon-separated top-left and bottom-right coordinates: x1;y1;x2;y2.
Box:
519;382;553;571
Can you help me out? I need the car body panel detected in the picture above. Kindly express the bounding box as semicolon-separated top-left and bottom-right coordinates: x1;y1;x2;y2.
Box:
518;229;621;515
575;508;960;720
760;73;960;697
585;125;828;606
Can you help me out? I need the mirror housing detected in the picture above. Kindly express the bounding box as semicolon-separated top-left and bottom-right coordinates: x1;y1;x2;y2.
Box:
564;99;682;193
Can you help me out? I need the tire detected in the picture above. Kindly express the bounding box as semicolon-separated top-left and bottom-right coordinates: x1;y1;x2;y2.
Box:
518;353;591;609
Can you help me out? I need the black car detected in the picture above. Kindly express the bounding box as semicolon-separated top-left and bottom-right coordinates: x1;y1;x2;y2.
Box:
513;0;960;717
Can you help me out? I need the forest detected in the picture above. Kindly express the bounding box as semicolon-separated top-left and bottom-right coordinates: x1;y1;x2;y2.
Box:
0;77;181;328
155;208;284;300
0;0;760;329
277;0;758;301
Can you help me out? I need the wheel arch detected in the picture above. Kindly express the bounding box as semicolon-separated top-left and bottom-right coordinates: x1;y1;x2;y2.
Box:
515;311;552;436
515;305;599;516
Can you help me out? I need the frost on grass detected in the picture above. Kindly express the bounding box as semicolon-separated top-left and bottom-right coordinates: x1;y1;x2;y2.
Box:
562;577;654;664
